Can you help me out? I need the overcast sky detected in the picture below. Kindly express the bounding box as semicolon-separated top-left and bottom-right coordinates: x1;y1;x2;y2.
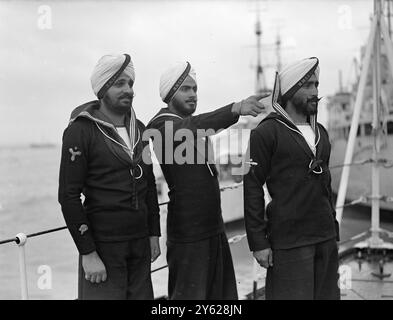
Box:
0;0;373;146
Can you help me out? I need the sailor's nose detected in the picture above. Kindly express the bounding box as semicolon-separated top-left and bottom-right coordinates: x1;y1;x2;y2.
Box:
123;85;134;95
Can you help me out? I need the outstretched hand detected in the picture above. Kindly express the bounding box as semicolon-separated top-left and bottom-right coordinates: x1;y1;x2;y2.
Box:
232;92;270;117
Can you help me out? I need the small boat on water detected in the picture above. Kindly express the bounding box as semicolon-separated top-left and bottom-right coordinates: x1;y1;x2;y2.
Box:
29;143;56;149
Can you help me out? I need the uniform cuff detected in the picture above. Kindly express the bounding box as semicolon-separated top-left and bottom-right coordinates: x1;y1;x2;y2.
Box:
248;234;271;252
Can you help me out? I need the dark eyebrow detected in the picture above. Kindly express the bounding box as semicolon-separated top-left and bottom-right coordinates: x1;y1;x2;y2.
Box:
114;78;133;86
181;84;197;89
306;79;318;85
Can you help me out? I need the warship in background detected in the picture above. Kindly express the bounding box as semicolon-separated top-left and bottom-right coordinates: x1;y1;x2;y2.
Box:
328;0;393;300
143;1;393;300
215;12;278;222
327;3;393;211
2;0;393;301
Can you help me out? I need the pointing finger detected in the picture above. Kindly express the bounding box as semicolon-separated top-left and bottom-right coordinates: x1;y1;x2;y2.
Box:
254;92;271;101
252;106;264;115
253;102;265;110
251;107;261;115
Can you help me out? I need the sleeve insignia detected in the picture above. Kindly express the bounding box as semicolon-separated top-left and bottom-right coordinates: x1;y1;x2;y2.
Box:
69;146;82;162
78;224;88;235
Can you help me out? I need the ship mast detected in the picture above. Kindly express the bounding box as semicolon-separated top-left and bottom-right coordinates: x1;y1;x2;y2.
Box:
370;0;382;246
275;31;282;72
254;3;281;95
387;0;392;38
339;70;343;92
336;0;393;250
255;10;267;95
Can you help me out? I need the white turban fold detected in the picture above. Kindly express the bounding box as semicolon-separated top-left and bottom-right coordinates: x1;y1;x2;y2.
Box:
279;57;319;102
91;54;135;99
272;57;320;131
159;61;197;103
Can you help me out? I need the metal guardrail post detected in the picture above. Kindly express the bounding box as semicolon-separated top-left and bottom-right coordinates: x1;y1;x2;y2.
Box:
15;233;29;300
252;258;258;300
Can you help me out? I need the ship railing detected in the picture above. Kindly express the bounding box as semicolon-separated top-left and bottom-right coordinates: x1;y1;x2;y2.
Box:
1;156;392;300
0;182;261;300
329;158;393;210
329;157;393;169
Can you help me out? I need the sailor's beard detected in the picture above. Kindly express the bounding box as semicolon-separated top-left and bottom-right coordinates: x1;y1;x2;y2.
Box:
292;96;318;116
103;94;133;115
171;97;196;117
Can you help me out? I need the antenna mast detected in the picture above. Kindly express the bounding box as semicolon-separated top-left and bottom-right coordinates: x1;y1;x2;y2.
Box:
276;31;282;72
386;0;392;39
254;1;269;95
336;0;393;251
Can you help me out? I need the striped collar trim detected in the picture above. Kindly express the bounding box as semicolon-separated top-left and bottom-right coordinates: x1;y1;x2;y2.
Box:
69;111;115;129
271;71;318;134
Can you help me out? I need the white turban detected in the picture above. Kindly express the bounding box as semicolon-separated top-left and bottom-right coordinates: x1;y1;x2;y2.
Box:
159;61;197;103
279;57;319;101
91;54;135;98
272;57;320;131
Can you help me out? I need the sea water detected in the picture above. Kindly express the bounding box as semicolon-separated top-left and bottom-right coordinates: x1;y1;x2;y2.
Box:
0;146;262;300
0;146;171;299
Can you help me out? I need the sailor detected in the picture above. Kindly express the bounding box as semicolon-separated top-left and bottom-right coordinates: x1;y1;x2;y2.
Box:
243;57;340;300
147;61;268;300
58;54;161;300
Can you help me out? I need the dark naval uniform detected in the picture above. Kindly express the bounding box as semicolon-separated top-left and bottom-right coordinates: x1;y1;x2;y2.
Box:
59;101;160;300
148;104;239;300
244;112;340;300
